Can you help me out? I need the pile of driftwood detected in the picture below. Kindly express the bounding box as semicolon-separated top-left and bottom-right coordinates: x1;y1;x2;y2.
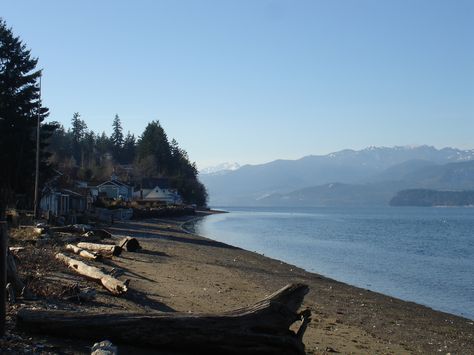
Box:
55;236;140;296
6;225;140;300
17;283;311;355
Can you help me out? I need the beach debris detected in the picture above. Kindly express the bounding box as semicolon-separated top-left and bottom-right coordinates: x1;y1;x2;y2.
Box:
91;340;118;355
66;244;102;261
8;246;26;254
76;242;122;257
118;237;140;252
83;229;113;240
16;283;311;354
55;253;128;295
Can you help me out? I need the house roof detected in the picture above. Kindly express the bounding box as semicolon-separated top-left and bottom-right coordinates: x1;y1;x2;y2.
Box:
97;180;132;188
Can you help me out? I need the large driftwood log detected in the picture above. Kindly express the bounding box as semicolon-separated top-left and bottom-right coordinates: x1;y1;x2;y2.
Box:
65;244;101;261
55;253;127;295
76;242;121;257
118;237;140;252
17;284;310;354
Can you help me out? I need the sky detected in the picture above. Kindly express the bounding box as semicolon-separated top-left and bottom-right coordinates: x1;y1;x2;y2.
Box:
2;0;473;169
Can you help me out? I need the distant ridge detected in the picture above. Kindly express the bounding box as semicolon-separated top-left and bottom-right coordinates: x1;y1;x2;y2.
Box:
200;146;474;206
390;189;474;207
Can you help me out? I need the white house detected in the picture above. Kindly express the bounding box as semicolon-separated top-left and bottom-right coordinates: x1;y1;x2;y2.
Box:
135;178;182;204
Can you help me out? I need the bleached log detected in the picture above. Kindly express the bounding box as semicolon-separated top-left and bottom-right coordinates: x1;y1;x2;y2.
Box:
55;253;127;295
17;284;310;354
66;244;101;261
9;246;25;254
76;242;121;257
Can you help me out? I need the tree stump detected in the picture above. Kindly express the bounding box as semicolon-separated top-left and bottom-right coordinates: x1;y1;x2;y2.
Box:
118;237;140;252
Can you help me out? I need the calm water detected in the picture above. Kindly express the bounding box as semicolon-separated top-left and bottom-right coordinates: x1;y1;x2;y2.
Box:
192;207;474;320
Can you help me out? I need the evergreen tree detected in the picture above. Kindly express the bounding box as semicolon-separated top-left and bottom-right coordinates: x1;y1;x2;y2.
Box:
96;131;113;160
136;121;172;175
0;18;52;216
70;112;87;165
111;114;123;162
122;131;136;164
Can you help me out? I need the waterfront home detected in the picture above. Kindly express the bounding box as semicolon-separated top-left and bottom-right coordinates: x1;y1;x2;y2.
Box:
135;178;182;204
96;175;134;201
40;187;88;218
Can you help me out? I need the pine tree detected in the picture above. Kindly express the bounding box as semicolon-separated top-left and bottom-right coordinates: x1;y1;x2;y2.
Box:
122;131;136;164
70;112;87;165
111;114;124;162
0;18;52;216
136;121;172;175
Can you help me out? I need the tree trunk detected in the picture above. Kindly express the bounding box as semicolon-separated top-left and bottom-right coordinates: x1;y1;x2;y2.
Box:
17;284;310;354
0;222;7;336
76;242;121;257
55;253;127;295
65;244;101;261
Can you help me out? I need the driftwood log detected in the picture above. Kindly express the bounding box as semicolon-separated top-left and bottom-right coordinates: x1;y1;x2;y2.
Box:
90;229;112;239
55;253;127;295
118;237;140;252
76;242;121;257
17;283;310;354
66;244;101;261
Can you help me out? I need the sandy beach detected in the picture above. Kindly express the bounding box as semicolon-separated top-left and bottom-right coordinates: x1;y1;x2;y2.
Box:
4;215;474;354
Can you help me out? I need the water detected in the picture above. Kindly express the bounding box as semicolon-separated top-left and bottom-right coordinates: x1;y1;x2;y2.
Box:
192;206;474;320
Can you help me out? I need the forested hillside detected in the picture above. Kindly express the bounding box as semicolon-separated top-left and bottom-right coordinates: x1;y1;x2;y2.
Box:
47;114;207;206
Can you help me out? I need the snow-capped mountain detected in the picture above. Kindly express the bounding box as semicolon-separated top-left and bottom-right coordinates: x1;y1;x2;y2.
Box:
199;162;241;175
200;145;474;206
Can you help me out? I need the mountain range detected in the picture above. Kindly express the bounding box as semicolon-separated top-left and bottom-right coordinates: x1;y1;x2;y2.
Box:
199;146;474;206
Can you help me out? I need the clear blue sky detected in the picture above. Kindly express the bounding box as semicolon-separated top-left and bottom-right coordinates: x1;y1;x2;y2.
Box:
2;0;473;169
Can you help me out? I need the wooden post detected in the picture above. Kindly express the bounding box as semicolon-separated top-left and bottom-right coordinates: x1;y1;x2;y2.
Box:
0;222;8;336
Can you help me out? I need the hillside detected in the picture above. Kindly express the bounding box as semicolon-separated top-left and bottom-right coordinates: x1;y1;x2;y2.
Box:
390;189;474;207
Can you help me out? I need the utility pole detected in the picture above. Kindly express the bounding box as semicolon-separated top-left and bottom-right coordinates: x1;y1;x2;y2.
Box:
33;72;42;220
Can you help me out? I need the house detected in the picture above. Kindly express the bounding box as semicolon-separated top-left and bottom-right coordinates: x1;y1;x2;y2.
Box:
40;187;88;218
134;178;182;204
96;174;134;201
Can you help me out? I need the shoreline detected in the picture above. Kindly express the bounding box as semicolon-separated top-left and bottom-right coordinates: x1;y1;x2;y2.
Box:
184;211;473;322
110;217;473;354
6;216;473;353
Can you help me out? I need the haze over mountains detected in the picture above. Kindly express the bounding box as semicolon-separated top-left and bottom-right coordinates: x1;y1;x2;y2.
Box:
199;146;474;207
